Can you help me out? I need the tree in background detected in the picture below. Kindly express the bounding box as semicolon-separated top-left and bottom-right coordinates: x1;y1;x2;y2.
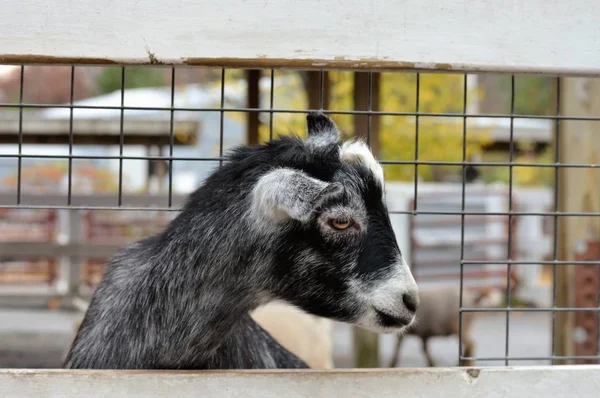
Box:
478;75;556;187
478;75;554;116
94;67;167;95
258;71;491;182
485;141;554;187
512;76;555;187
90;68;553;186
514;76;554;116
91;67;557;187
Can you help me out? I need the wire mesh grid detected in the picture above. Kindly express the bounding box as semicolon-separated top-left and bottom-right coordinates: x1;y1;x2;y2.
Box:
0;64;599;367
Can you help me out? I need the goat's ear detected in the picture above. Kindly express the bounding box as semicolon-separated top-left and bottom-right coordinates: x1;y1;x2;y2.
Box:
305;111;340;148
251;168;342;223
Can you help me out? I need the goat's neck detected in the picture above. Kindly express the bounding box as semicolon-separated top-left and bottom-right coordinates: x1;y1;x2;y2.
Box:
151;223;271;367
158;271;261;367
157;220;308;368
160;281;305;369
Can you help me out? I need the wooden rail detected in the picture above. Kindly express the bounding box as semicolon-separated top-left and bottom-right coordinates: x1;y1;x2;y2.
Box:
1;0;599;75
1;367;600;397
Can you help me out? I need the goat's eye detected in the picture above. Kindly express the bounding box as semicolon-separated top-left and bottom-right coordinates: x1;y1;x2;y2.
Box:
330;218;352;230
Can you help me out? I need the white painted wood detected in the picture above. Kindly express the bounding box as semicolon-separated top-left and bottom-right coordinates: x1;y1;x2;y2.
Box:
1;367;600;397
1;0;599;74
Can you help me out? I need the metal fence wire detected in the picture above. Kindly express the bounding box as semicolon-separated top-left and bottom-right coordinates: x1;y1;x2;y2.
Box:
0;65;599;367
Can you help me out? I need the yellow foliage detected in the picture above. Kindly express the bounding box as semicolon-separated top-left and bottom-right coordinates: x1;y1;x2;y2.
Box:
205;70;551;186
260;72;491;182
225;71;492;182
258;72;311;141
498;141;554;187
378;74;486;181
478;141;554;187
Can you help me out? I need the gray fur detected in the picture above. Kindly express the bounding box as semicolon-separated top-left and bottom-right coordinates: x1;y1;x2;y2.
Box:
251;168;343;224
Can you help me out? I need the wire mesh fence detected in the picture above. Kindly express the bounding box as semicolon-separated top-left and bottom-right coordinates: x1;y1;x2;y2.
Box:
0;64;599;368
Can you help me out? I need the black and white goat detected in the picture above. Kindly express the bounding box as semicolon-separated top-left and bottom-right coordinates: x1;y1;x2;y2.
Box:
64;112;419;370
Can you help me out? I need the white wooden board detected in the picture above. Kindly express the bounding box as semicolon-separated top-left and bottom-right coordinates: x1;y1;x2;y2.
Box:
2;367;600;397
1;0;599;74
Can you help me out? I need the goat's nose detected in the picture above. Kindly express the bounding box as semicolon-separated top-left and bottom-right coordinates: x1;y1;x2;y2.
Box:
403;292;419;314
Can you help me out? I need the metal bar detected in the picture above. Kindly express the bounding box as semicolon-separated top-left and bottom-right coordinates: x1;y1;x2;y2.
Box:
0;193;187;207
505;74;516;366
413;268;512;278
414;215;508;226
367;71;372;148
378;161;597;168
416;260;510;269
2;153;599;169
168;67;176;207
269;69;275;140
16;65;24;205
415;238;510;249
0;154;221;161
458;74;468;366
463;260;600;265
0;205;182;211
4;198;600;217
413;74;420;213
1;102;600;122
387;210;600;216
552;77;561;359
118;67;125;206
461;307;600;313
219;68;225;167
461;355;600;361
67;66;75;206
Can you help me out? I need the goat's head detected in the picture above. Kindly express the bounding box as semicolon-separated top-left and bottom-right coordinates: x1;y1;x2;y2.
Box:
249;112;419;332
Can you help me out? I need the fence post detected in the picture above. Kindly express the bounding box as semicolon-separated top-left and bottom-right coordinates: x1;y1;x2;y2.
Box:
246;69;261;145
67;210;83;303
352;71;381;368
573;241;600;363
306;71;330;110
353;72;380;155
53;209;82;309
555;77;600;364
